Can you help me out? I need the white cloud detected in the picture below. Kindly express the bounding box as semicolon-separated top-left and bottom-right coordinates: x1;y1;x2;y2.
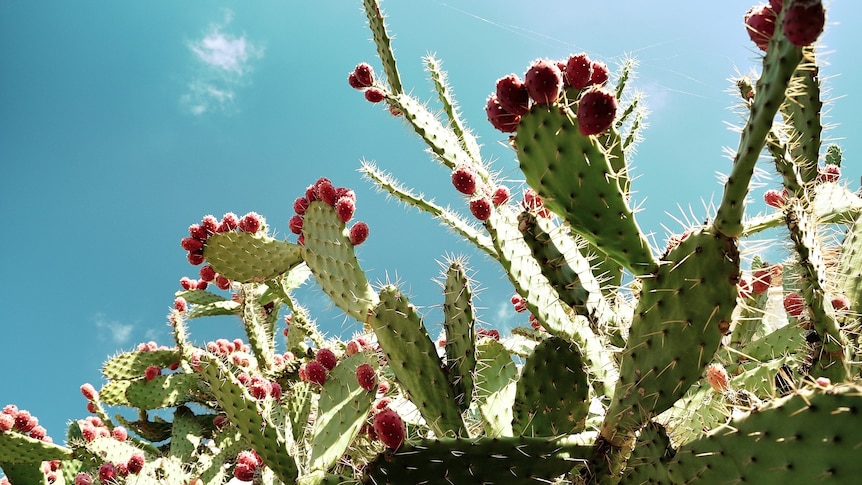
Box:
181;10;263;116
93;313;134;345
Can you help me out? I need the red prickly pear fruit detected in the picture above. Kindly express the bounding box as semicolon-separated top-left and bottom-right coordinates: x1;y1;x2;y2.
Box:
477;328;500;340
201;215;219;236
270;381;282;400
346;339;363;356
349;221;370;245
353;62;375;88
377;381;390;395
752;268;771;294
0;413;14;432
469;197;493;221
112;426;128;442
199;265;216;282
356;363;377;391
219;212;239;232
556;60;569;87
817;163;840;183
305;184;318;202
782;0;825;47
180;277;194;290
451;166;478;195
565;53;592;90
588;61;609;86
86;401;97;414
372;408;405;449
297;233;305;246
348;72;364;89
523;188;551;218
529;314;541;330
365;87;385;103
706;363;730;392
492;185;510;206
303;361;328;386
576;86;617;136
289;215;304;235
764;188;787;208
315;348;338;371
233;462;256;482
74;473;94;485
315;177;337;206
215;275;231;290
738;278;752;300
29;425;47;441
771;0;784;10
783;292;804;317
293;196;310;215
237;450;260;468
127;454;145;474
187;252;205;266
745;4;777;52
335;187;356;201
181;237;204;253
524;59;563;105
145;365;162;382
195;279;208;290
189;224;208;241
485;94;521;133
98;463;116;483
249;379;272;400
831;294;851;311
239;212;263;233
80;383;98;401
335;197;356;223
495;74;530;115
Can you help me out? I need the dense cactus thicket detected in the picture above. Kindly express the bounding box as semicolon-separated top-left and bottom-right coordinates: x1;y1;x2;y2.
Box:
3;0;862;483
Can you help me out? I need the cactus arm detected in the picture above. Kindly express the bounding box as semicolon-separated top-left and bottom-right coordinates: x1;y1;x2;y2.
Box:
441;259;476;410
474;338;517;437
287;382;314;444
779;49;822;185
424;55;482;163
238;284;276;372
713;28;804;237
361;0;402;95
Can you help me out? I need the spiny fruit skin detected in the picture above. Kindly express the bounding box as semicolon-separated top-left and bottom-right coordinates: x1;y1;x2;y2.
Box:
451;166;478;195
752;268;771;294
784;292;804;317
353;62;375;88
80;383;98;401
565;53;592;90
127;454;145;474
315;177;338;206
706;363;730;392
0;413;13;432
289;215;304;235
485;94;521;133
74;473;94;485
315;348;338;371
589;60;609;86
832;294;851;311
470;197;493;221
365;87;386;103
764;188;787;207
782;0;825;47
524;59;563;105
293;196;309;215
349;221;370;245
335;196;356;223
356;363;377;391
577;86;617;136
495;74;530;115
304;361;328;386
372;407;405;449
145;365;162;382
744;4;777;51
234;462;256;482
238;212;263;233
817;163;840;182
219;212;239;232
199;265;216;282
492;185;510;206
99;463;116;483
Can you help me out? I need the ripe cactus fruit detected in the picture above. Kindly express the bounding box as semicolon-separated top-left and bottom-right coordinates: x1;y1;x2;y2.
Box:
238;212;263;233
577;86;617;135
315;348;338;371
764;188;787;207
365;87;386;103
219;212;239;231
0;413;13;432
289;215;304;235
144;365;162;382
469;197;492;221
98;463;116;483
356;363;377;391
565;52;592;89
485;94;521;133
80;383;97;401
832;294;850;311
784;292;804;317
127;453;145;474
491;185;510;206
372;408;405;449
353;62;375;87
495;74;530;115
304;361;328;386
817;163;840;182
706;363;730;392
782;0;825;47
349;221;369;245
335;196;356;223
293;196;309;215
524;59;563;105
752;268;771;294
451;166;477;195
74;473;93;485
315;177;338;206
589;60;609;86
744;4;777;51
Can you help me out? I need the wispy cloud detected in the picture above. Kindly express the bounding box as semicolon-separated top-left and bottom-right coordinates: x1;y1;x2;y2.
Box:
181;10;264;116
93;313;134;345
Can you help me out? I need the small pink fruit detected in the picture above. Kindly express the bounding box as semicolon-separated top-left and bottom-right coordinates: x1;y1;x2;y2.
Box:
293;196;309;215
485;94;521;133
588;61;609;86
492;185;510;206
469;197;493;221
764;188;787;208
524;59;563;105
495;74;530;115
112;426;128;442
738;278;752;300
451;167;478;195
745;4;777;51
523;189;551;218
349;222;370;245
74;472;94;485
315;178;337;206
195;279;208;290
220;212;239;231
188;224;208;241
477;328;500;341
353;62;375;87
0;414;13;432
181;237;204;253
348;72;364;89
249;379;272;400
373;408;405;449
316;348;338;371
817;163;840;183
187;252;205;266
365;87;385;103
180;277;194;290
145;365;162;382
815;376;831;387
233;462;256;482
238;212;263;233
201;215;219;236
565;53;592;90
577;86;617;136
706;363;730;392
356;363;377;391
14;410;35;432
304;361;329;386
346;338;364;356
529;314;541;330
127;454;145;474
752;269;771;295
215;275;231;290
86;402;97;414
335;187;356;201
289;215;304;235
174;297;188;312
831;294;851;311
199;265;216;282
29;425;47;441
81;383;98;401
98;463;116;483
784;292;804;317
782;0;825;47
335;197;356;223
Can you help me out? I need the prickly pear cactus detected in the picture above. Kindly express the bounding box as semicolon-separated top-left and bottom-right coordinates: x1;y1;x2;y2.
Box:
4;1;862;484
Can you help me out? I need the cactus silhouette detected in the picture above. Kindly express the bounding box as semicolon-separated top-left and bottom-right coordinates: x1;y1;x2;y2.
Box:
4;0;862;484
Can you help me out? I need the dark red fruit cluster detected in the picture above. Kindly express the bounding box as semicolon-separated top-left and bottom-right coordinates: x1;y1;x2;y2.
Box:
449;165;508;222
182;212;262;266
293;178;369;246
237;373;282;401
487;52;612;134
348;62;387;104
745;1;825;51
234;450;264;482
1;404;52;444
523;189;551;218
372;405;405;449
817;163;840;183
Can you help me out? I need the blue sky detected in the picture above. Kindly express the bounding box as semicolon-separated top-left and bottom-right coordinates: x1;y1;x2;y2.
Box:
1;0;860;458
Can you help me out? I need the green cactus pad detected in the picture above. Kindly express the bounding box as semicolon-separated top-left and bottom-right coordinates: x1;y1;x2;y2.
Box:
621;421;674;484
515;103;657;276
601;228;739;448
198;428;245;485
474;338;517;437
83;435;144;465
186;299;241;319
301;201;379;323
512;337;590;437
309;352;377;472
115;414;171;443
175;288;229;305
665;384;862;483
288;381;314;443
0;462;48;484
362;435;594;484
838;212;862;317
362;0;402;94
441;260;476;410
739;323;805;363
780;52;822;184
371;285;466;437
169;405;205;462
0;431;72;464
99;379;134;406
203;230;303;283
102;349;182;380
124;373;199;410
